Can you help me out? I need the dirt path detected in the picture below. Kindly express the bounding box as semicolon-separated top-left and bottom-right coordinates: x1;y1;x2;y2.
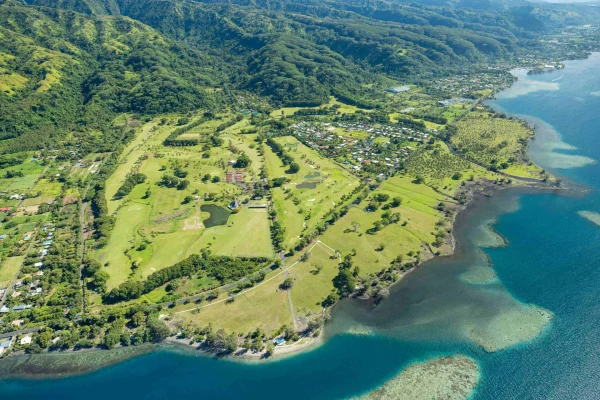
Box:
284;270;298;330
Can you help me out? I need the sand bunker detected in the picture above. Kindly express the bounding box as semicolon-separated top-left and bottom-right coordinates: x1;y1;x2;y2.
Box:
460;265;498;284
467;305;553;352
577;211;600;227
355;355;480;400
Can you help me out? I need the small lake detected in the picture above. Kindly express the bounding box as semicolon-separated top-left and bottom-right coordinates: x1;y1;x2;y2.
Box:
296;181;319;189
200;204;230;228
304;172;321;179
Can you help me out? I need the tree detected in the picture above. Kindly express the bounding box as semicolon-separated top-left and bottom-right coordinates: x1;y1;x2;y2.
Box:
333;269;356;297
131;311;146;327
202;174;211;182
121;333;131;346
287;162;300;174
211;176;220;183
92;270;110;292
103;330;121;349
182;195;193;204
234;153;252;168
147;318;171;342
391;197;402;207
279;278;294;290
265;343;275;357
144;188;152;198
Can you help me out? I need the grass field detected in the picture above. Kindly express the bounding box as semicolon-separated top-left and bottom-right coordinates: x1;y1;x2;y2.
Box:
171;241;338;333
320;175;454;275
20;179;62;206
98;117;273;289
266;136;360;249
173;267;294;333
270;97;372;119
0;256;23;287
404;142;500;196
451;111;536;173
105;121;161;214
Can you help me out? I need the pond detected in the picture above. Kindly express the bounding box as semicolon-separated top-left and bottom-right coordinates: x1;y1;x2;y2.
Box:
296;181;319;189
200;204;230;228
304;172;321;179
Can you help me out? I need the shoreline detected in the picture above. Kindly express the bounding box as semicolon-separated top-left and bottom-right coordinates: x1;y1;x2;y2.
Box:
0;57;587;381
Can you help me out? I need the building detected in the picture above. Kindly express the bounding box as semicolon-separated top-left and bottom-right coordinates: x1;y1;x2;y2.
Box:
0;338;12;355
226;170;234;183
273;337;285;346
20;336;32;345
235;170;244;183
12;305;32;312
228;200;240;210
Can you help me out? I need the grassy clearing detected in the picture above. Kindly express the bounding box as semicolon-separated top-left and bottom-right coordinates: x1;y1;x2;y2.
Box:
20;179;62;206
270;97;372;119
0;68;28;96
404;142;500;196
288;244;339;314
105;121;160;214
173;268;294;334
98;117;273;289
171;241;337;333
97;202;151;289
451;111;535;171
321;176;452;275
267;136;360;249
0;256;23;287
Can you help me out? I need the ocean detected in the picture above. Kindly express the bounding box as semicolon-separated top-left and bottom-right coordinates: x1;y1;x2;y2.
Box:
1;54;600;399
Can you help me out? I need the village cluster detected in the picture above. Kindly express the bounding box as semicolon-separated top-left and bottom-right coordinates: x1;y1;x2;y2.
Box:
292;121;433;171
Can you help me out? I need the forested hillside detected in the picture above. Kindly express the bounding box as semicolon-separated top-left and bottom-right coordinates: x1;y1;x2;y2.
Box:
1;0;598;153
0;0;224;154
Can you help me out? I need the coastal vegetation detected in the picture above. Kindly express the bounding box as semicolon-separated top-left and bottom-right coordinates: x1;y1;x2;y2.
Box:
0;0;597;365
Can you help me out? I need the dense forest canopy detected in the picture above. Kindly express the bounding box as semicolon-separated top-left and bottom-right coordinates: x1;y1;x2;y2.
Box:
0;0;595;154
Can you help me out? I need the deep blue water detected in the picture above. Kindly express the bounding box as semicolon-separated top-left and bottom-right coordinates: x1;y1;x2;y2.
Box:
2;55;600;399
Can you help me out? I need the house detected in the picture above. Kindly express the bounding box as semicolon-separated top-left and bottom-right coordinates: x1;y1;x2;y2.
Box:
0;305;9;313
34;262;43;268
30;280;40;288
273;337;285;346
13;281;22;288
11;319;23;327
0;339;12;355
235;170;244;183
226;170;234;183
11;291;21;298
20;336;32;345
0;234;7;241
12;305;32;312
33;271;44;277
23;234;31;241
228;200;240;210
0;207;11;212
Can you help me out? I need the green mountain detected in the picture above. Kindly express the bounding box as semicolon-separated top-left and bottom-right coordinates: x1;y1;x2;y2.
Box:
0;0;224;153
1;0;598;152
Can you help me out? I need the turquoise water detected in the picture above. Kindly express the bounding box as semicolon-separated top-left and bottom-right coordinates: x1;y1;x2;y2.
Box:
2;55;600;398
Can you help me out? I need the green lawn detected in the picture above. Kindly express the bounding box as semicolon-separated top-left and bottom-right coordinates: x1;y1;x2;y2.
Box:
0;256;23;287
267;136;360;249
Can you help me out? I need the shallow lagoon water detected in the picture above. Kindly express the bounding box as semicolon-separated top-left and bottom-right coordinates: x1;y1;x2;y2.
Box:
2;55;600;398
